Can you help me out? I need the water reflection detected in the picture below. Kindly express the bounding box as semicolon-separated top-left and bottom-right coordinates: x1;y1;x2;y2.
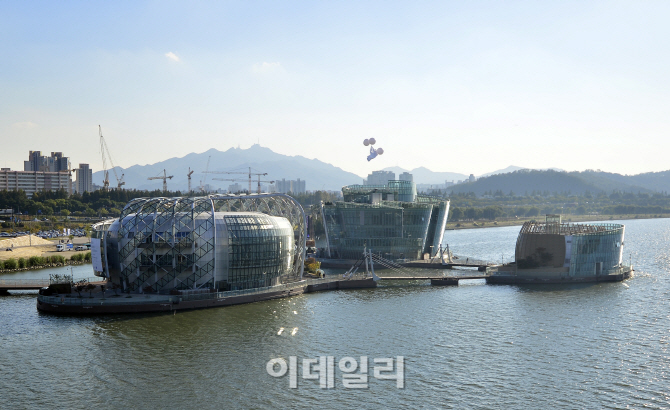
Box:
1;218;670;408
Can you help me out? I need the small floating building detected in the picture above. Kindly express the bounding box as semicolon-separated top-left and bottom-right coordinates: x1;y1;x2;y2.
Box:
490;215;633;283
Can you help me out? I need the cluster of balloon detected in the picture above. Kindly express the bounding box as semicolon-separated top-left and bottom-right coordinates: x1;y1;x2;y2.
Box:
364;138;384;161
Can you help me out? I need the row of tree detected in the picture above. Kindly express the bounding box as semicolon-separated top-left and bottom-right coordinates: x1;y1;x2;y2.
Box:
3;186;670;222
0;188;340;218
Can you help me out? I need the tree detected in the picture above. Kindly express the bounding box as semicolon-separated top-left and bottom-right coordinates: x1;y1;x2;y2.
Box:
526;207;540;217
74;279;89;298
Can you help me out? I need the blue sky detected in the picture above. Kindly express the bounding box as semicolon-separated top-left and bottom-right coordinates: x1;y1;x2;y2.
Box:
1;1;669;178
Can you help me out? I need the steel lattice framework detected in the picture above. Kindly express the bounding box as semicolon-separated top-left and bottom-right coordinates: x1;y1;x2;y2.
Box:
116;194;306;292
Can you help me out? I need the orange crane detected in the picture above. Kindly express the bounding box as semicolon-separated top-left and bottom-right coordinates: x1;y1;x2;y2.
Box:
148;169;173;192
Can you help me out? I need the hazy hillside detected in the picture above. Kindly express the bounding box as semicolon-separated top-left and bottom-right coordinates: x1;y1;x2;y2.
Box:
382;166;468;184
620;170;670;192
382;165;564;184
92;145;362;192
478;165;527;178
448;169;656;196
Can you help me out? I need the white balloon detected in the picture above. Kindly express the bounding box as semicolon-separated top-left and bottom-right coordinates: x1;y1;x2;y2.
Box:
363;139;370;146
369;137;376;145
376;148;384;155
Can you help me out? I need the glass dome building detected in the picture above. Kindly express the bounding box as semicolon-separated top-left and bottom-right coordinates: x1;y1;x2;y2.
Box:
91;194;306;293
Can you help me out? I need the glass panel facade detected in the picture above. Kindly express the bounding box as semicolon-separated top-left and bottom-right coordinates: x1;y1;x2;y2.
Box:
569;225;624;277
323;182;449;260
225;214;294;290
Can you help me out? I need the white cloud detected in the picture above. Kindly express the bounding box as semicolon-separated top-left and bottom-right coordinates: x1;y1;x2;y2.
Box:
252;61;281;73
12;121;38;129
165;52;180;62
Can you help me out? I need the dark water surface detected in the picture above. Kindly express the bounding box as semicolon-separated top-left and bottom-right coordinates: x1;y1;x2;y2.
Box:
1;219;669;409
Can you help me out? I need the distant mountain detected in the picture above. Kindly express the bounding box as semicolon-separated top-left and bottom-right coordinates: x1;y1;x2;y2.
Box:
478;165;527;178
381;165;566;184
479;165;564;178
92;145;361;192
583;170;670;193
382;166;468;184
448;169;657;196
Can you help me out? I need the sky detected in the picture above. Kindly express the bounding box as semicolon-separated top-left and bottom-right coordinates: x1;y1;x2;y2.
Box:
1;0;669;178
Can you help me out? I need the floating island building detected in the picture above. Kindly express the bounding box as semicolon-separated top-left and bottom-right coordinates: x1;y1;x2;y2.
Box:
320;180;450;261
36;194;336;314
490;215;633;283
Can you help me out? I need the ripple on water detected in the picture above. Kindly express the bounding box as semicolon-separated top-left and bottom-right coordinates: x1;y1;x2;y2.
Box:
1;218;670;408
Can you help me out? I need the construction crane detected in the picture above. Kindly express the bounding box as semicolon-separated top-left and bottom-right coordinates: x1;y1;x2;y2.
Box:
204;167;268;193
212;177;275;194
199;155;211;193
187;167;194;192
148;169;173;192
99;125;125;190
67;164;73;195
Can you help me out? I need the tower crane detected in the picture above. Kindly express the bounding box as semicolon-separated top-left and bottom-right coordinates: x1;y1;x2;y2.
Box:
204;167;268;193
199;155;211;193
99;125;125;190
187;167;194;192
148;169;173;192
212;177;275;194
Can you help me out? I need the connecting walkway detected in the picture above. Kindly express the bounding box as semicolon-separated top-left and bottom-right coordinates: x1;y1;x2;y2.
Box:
339;249;492;286
1;277;103;294
0;278;50;292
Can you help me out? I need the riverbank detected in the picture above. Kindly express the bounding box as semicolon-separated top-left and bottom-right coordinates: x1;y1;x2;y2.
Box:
445;213;669;230
0;256;91;273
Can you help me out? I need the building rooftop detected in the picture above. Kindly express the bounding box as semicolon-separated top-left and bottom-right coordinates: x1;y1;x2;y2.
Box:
519;215;623;236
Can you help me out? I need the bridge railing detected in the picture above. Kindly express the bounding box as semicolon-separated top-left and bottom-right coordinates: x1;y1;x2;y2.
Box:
0;278;51;287
1;277;106;289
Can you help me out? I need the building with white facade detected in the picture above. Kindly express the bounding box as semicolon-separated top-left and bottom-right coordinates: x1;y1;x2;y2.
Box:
75;163;93;193
276;178;306;194
399;172;413;182
228;183;244;193
365;170;395;186
0;168;70;197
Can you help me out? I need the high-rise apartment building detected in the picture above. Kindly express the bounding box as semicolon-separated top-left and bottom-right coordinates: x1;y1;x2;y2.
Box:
365;170;395;186
275;179;306;195
0;168;70;197
24;151;70;172
75;164;93;193
399;172;413;182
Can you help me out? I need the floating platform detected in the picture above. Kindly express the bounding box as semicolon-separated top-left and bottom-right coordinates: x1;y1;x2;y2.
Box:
36;278;378;315
487;266;634;284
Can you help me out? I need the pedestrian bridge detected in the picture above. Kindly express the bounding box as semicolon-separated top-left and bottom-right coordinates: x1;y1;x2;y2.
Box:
0;278;50;293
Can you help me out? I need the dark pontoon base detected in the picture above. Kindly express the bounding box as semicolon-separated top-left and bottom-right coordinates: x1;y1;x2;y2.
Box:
487;270;633;285
36;279;377;315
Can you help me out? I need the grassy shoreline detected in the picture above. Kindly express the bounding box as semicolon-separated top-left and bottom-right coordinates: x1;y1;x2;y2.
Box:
0;253;91;273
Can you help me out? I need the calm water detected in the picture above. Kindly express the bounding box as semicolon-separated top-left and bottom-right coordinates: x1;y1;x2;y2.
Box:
1;219;669;409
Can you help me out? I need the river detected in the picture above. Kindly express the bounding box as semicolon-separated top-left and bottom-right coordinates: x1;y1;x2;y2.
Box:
0;218;668;409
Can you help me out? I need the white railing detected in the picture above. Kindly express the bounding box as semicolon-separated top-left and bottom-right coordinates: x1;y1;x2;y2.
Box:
0;278;51;287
